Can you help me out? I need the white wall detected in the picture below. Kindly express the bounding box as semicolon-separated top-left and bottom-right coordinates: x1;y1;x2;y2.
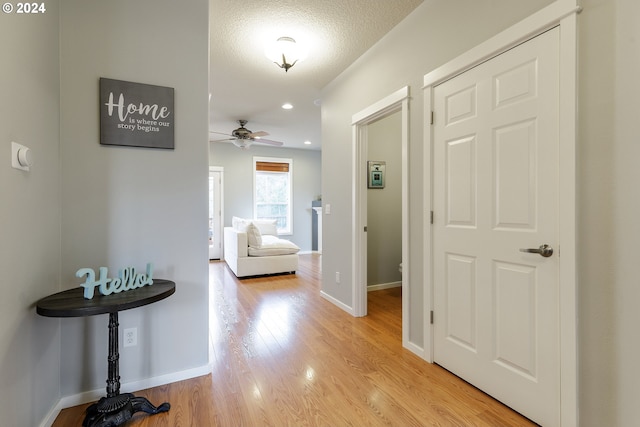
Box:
0;2;62;425
59;0;210;396
209;142;321;251
577;0;640;425
321;0;554;348
367;111;402;287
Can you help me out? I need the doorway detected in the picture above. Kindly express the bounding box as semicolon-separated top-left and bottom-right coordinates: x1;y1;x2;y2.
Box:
366;111;402;293
352;87;410;347
209;167;223;260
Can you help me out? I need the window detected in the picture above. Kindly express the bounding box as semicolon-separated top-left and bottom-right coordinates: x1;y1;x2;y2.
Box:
253;157;293;234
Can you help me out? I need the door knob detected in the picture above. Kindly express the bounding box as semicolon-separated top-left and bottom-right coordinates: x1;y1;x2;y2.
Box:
519;244;553;258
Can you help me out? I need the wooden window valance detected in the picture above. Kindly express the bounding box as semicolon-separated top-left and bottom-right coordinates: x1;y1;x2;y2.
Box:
256;161;289;172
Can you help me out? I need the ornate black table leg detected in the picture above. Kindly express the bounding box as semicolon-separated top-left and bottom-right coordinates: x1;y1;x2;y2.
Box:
82;312;170;427
107;311;120;397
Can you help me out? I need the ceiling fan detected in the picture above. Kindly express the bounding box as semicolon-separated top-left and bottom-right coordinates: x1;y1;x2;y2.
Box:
209;120;284;149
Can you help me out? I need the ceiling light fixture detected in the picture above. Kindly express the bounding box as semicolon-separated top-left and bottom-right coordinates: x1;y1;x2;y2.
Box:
265;37;306;72
282;103;293;110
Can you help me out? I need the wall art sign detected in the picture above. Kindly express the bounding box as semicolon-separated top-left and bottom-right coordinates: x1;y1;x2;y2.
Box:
76;263;155;299
367;161;386;189
99;78;174;149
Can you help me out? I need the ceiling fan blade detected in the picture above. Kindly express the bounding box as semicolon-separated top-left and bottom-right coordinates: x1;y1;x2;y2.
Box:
209;131;233;137
249;131;269;138
255;138;284;147
210;137;235;143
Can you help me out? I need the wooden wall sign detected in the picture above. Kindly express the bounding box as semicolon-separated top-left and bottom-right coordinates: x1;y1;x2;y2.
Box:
100;78;174;149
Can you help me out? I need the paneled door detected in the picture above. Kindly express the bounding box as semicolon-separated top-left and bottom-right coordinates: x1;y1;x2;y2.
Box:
432;28;560;426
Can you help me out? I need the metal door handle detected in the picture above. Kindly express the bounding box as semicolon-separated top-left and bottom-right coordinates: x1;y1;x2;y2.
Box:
519;244;553;257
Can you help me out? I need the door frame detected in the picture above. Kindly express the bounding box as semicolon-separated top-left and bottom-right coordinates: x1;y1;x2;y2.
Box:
422;3;579;425
351;86;410;345
209;166;224;260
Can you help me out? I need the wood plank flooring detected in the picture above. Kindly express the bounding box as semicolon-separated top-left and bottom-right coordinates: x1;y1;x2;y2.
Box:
53;254;537;426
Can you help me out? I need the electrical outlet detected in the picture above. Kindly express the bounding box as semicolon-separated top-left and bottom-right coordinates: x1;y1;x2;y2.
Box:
335;271;341;284
124;327;137;347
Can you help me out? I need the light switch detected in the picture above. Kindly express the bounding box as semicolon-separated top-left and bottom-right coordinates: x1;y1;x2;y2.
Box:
12;142;33;171
325;204;331;215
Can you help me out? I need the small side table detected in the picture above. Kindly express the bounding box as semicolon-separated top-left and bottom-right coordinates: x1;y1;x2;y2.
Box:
36;279;176;427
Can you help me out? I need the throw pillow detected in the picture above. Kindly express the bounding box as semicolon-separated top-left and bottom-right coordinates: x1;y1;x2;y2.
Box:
252;219;278;236
232;216;251;232
246;222;263;248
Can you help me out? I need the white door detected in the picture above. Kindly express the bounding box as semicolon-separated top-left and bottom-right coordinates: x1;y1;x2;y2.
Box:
209;170;222;260
433;28;559;426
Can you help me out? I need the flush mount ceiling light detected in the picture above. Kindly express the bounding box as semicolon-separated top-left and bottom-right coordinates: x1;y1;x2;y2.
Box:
265;37;306;72
282;103;293;110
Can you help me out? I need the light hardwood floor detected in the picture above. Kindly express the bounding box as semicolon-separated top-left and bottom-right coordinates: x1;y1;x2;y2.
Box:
53;254;537;426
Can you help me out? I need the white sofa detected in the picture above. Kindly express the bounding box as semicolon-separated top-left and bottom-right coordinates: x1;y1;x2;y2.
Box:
223;217;299;278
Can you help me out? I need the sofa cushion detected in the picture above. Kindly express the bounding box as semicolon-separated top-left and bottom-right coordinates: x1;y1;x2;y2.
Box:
248;235;300;256
246;222;263;248
232;216;278;236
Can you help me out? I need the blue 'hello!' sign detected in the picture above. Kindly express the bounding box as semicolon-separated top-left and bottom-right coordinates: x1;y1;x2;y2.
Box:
76;263;154;299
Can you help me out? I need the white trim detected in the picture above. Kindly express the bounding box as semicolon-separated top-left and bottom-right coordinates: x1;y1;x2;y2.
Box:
209;166;224;260
38;403;62;427
320;290;355;315
352;123;368;317
558;12;579;427
352;86;409;124
38;363;212;427
423;3;582;88
422;2;579;425
399;96;411;351
367;281;401;292
350;86;411;354
404;341;425;359
423;83;434;363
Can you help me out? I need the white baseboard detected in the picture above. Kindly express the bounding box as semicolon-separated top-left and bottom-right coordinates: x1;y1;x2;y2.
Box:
39;363;212;427
39;403;62;427
404;340;427;360
367;281;401;292
320;290;354;315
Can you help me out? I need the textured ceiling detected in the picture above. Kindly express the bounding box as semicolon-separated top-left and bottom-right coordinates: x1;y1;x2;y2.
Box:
209;0;423;150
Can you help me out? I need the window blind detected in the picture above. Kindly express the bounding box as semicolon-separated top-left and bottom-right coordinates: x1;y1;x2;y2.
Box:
256;161;289;172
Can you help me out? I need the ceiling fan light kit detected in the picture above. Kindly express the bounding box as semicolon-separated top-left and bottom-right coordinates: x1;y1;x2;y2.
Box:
265;36;306;72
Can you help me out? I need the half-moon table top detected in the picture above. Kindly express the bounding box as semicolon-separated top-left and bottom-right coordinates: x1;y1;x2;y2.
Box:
36;279;175;318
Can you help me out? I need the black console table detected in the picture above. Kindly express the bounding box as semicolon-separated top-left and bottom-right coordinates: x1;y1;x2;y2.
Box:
36;279;176;427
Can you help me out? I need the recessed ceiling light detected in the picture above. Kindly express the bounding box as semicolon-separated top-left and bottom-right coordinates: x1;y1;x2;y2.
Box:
304;140;312;145
282;103;293;110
